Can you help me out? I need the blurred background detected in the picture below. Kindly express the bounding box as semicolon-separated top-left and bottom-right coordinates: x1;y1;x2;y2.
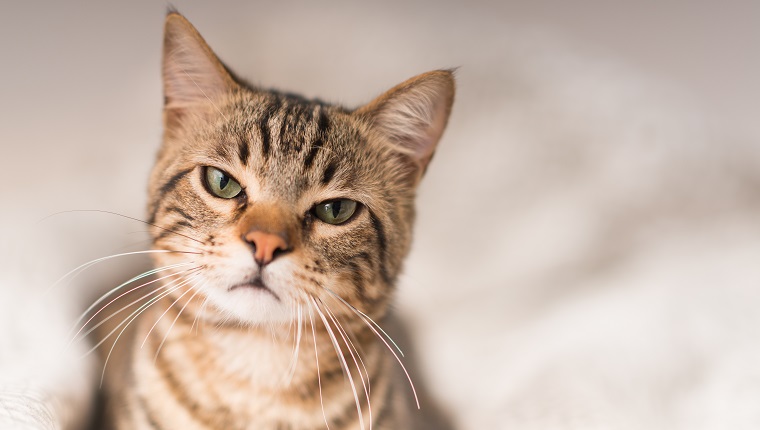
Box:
1;1;759;429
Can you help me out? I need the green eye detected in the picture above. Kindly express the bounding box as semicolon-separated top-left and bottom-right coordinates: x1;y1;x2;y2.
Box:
205;167;242;199
314;199;358;225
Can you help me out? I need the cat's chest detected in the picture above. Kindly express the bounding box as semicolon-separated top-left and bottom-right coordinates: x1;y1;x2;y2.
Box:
121;315;382;430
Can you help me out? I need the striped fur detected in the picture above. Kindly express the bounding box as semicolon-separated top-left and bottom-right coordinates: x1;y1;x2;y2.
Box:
101;12;454;430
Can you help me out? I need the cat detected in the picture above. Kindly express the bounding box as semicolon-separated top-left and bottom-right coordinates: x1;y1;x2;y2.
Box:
93;11;454;430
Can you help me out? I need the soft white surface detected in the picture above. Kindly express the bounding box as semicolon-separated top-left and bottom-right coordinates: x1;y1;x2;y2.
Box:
1;1;759;429
0;231;96;430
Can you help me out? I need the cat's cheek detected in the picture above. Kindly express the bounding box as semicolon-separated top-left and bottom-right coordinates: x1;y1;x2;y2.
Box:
206;244;258;285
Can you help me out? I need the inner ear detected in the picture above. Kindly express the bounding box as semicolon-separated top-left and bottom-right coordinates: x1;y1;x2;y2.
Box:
355;70;455;183
162;12;238;111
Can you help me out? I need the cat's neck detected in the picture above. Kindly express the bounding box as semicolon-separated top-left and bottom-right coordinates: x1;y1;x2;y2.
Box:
137;296;382;390
106;297;397;429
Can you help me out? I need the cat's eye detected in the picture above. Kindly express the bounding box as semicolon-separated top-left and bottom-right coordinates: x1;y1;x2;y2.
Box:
313;199;358;225
204;167;243;199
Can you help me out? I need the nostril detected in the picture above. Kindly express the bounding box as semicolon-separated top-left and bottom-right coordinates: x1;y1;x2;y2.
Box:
243;235;256;250
271;246;289;260
244;230;290;266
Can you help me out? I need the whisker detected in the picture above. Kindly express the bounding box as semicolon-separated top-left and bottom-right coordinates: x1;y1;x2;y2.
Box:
321;299;372;428
268;315;278;345
84;274;195;356
152;281;205;362
98;279;195;386
323;290;420;409
141;272;203;349
190;296;209;335
284;303;304;386
283;302;296;384
322;304;371;387
176;61;230;122
312;296;366;430
41;209;206;245
70;263;198;339
49;250;199;293
323;288;404;357
307;142;338;158
307;303;330;430
285;304;295;338
73;270;199;342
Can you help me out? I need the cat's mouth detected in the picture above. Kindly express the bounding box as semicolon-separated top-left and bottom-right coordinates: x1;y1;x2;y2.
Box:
229;277;280;301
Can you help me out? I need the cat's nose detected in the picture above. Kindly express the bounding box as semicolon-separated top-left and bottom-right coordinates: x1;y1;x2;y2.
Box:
244;231;290;266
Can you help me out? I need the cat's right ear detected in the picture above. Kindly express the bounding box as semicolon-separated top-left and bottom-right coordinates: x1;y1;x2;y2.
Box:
162;12;237;113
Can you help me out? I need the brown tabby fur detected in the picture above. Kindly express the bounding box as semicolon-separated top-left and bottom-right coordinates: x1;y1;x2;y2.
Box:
98;12;454;430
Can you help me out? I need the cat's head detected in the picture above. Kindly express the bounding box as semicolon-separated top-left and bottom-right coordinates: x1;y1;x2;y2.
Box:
147;13;454;326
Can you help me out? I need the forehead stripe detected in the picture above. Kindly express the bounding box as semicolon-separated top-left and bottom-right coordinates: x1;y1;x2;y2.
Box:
303;137;321;170
321;162;337;185
237;135;250;166
258;96;282;160
317;106;330;134
258;118;271;160
304;105;330;171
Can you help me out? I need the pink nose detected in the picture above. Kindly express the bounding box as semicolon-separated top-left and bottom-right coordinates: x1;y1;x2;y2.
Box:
244;231;289;266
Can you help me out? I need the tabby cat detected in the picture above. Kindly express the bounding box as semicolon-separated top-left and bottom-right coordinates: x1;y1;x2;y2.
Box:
97;12;454;430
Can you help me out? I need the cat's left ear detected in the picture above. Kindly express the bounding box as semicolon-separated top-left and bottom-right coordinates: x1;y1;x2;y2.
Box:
355;70;455;184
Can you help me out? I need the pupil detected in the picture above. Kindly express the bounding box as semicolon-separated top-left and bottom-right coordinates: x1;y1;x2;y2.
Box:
219;175;229;190
331;200;342;218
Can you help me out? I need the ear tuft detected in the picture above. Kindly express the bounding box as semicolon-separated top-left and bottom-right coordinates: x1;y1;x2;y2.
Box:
162;13;237;110
356;70;455;182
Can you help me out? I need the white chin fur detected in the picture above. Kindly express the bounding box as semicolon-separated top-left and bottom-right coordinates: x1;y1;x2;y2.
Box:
205;285;293;326
200;256;298;326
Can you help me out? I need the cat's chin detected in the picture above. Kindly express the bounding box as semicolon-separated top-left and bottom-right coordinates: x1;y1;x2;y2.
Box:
229;278;280;301
202;284;294;326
